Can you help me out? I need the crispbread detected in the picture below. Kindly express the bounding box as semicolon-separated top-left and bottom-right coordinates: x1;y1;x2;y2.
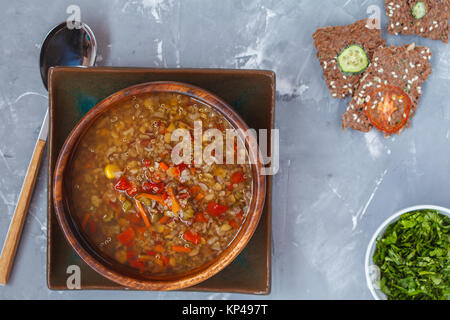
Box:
342;44;432;133
313;19;385;99
385;0;450;43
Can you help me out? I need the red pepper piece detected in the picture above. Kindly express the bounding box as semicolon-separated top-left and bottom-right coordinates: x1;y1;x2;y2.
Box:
129;260;145;272
126;185;138;197
176;163;189;172
230;171;245;184
207;201;228;216
194;212;208;223
127;250;137;261
177;190;191;200
114;176;132;191
140;139;151;147
182;230;201;244
142;181;165;194
142;159;152;167
114;176;138;197
159;255;170;266
229;219;239;229
117;227;135;245
88;220;96;234
228;171;245;189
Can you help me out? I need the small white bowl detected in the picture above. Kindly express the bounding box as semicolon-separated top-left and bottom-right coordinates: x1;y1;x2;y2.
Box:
365;204;450;300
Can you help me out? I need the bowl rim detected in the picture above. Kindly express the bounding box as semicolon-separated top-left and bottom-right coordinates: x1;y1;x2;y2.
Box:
52;81;266;290
364;204;450;300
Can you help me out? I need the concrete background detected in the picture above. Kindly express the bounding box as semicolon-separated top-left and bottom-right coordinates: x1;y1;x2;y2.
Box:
0;0;449;299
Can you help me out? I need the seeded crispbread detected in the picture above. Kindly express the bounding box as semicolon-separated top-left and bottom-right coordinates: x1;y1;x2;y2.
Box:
342;44;432;133
313;19;385;99
385;0;450;43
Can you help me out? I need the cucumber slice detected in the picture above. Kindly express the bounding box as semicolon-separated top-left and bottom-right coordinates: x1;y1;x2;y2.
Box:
412;1;427;19
337;44;369;75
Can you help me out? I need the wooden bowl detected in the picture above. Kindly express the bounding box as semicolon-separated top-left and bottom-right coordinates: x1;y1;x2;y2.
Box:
52;81;266;290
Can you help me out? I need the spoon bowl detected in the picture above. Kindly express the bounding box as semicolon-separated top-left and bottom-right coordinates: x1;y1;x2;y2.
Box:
39;21;97;88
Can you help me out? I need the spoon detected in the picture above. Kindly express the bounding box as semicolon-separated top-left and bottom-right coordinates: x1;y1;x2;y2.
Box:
0;21;97;285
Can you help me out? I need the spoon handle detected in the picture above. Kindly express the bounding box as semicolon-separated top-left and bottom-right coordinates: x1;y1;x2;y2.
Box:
0;121;47;285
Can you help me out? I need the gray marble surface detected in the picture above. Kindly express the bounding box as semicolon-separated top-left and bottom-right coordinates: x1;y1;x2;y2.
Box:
0;0;449;300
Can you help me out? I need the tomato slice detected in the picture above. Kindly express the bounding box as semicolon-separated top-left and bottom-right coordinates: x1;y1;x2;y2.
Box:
363;85;412;134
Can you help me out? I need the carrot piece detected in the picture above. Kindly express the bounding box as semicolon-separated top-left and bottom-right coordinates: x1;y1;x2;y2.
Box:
195;192;204;201
172;245;191;253
134;199;151;227
136;254;152;261
229;219;239;229
136;193;166;206
136;226;147;235
189;186;200;196
236;211;243;221
159;215;169;224
167;186;180;213
167;166;180;177
159;162;169;171
154;244;165;253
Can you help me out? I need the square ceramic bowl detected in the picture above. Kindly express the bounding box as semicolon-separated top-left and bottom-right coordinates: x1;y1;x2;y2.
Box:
47;67;275;293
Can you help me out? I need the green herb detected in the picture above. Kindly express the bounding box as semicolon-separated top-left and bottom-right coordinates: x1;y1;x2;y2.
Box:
373;209;450;300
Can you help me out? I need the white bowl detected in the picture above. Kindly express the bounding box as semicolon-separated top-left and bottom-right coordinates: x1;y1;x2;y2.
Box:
365;204;450;300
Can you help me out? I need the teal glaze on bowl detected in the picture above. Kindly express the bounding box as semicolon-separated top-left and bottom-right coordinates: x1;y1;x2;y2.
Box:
76;94;101;116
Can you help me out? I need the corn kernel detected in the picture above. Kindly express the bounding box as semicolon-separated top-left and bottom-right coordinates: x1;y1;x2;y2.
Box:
104;164;121;179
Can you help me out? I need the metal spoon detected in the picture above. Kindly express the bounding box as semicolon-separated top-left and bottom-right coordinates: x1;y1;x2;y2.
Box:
0;21;97;285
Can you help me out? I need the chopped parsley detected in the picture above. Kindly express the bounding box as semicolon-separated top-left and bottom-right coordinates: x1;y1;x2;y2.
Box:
373;209;450;300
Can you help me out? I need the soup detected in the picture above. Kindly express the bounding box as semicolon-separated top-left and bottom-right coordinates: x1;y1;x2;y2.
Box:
70;92;252;276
